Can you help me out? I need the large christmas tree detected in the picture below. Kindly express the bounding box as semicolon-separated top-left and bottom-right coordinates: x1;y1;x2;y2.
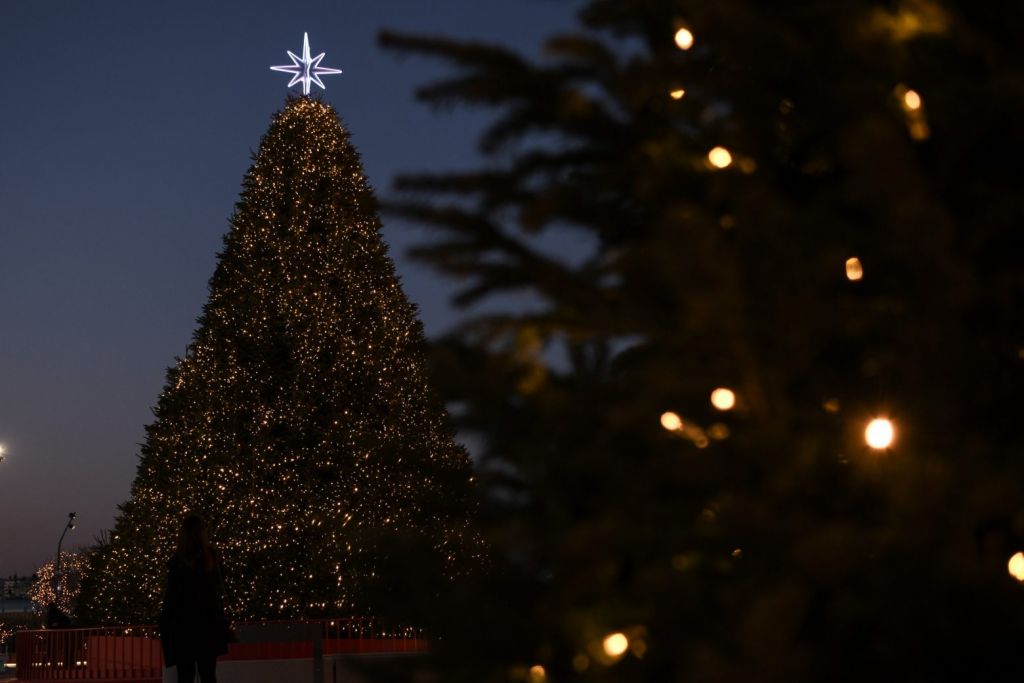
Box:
80;96;477;625
379;0;1024;681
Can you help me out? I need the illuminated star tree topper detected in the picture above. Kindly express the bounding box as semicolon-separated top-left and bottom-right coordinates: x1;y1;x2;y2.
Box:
270;32;343;95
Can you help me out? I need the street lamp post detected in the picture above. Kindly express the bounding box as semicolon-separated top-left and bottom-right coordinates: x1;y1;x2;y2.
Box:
55;512;77;602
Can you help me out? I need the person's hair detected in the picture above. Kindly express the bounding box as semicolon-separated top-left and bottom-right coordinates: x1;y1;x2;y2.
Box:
175;514;218;572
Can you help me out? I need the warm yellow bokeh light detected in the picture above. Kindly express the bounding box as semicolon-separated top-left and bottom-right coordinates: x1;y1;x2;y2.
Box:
1008;552;1024;582
865;418;895;449
674;28;694;50
708;146;733;169
710;388;736;411
670;88;686;100
529;664;547;681
845;257;863;281
708;423;730;440
903;89;922;111
660;411;683;431
603;632;629;657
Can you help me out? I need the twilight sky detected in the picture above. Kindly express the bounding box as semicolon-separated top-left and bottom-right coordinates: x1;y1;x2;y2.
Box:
0;0;578;576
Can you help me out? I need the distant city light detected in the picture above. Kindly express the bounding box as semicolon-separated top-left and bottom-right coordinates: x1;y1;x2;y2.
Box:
660;411;683;431
846;257;864;281
710;388;736;411
603;632;629;657
865;418;895;449
708;147;733;169
1009;552;1024;582
674;28;695;50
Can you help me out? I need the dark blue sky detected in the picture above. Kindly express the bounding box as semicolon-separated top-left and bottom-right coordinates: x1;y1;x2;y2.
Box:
0;0;578;575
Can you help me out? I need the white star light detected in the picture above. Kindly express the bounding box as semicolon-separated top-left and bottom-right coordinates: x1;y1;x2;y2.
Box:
270;32;343;95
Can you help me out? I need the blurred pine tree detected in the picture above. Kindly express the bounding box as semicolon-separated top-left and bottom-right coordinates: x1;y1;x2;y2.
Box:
380;1;1024;680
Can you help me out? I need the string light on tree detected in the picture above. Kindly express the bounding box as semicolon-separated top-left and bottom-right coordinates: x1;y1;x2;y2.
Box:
674;27;695;50
902;89;922;111
1009;552;1024;582
708;146;733;169
602;631;629;658
865;418;895;450
660;411;683;431
710;388;736;411
895;83;930;140
846;257;864;281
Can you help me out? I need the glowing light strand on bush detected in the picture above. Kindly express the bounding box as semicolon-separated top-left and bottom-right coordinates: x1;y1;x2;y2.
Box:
28;552;88;617
270;32;343;95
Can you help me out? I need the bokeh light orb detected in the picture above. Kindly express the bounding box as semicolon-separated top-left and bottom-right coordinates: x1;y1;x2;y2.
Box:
903;89;922;111
1009;552;1024;582
660;411;683;431
710;388;736;411
865;418;895;449
674;28;694;50
708;147;733;169
603;632;629;657
845;257;863;281
670;88;686;100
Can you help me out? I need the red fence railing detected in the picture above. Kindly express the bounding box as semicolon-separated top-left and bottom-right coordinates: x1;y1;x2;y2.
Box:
15;625;161;681
16;618;427;681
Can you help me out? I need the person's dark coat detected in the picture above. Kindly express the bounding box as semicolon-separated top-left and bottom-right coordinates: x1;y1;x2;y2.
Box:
159;554;230;667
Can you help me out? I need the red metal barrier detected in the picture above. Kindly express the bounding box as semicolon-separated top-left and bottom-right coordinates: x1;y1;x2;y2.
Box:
16;618;426;681
15;625;161;681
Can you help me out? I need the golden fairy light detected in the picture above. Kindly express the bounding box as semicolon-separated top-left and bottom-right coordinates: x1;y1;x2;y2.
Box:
1008;552;1024;582
529;664;547;682
602;632;629;657
895;84;930;141
660;411;684;431
670;88;686;100
865;418;895;449
674;27;694;50
903;89;922;111
708;423;730;440
710;388;736;411
708;146;733;169
845;257;863;281
28;552;89;617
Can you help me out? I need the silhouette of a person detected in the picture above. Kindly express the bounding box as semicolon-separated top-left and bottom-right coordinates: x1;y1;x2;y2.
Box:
159;514;230;683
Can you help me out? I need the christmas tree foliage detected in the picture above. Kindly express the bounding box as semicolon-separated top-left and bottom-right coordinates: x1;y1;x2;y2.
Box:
80;96;477;624
379;1;1024;680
